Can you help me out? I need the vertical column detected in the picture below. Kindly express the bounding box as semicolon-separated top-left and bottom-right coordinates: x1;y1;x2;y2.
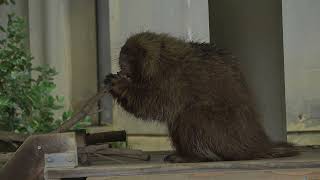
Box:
209;0;287;141
96;0;113;124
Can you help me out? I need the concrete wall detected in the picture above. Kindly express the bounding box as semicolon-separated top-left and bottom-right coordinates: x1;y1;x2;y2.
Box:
283;0;320;145
209;0;286;142
108;0;210;135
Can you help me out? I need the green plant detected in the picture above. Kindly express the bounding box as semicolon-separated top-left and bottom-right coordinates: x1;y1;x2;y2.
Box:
0;14;60;133
0;13;90;134
0;0;15;5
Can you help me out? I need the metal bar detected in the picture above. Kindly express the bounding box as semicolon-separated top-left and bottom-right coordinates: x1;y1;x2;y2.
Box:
287;130;320;135
96;0;113;124
85;130;127;145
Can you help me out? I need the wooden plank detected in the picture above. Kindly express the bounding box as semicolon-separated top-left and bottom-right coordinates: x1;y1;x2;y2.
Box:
1;132;78;180
87;168;320;180
288;133;320;146
0;153;14;164
46;149;320;179
127;135;172;151
0;131;28;142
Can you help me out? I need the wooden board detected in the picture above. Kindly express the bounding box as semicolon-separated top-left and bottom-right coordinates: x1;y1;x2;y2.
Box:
1;132;78;180
45;149;320;179
86;168;320;180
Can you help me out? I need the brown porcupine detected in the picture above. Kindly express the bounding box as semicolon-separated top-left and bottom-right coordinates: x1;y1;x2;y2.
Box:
104;32;298;163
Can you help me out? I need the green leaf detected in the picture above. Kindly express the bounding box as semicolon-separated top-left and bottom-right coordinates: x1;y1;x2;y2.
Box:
0;25;5;32
62;111;73;121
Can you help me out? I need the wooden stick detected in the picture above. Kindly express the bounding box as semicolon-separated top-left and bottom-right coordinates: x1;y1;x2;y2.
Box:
78;144;151;162
92;153;126;164
79;144;146;155
53;86;110;133
0;152;14;165
0;131;28;143
0;86;110;143
0;85;110;144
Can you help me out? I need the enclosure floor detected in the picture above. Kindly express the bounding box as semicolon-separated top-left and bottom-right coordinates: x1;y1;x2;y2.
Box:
45;148;320;179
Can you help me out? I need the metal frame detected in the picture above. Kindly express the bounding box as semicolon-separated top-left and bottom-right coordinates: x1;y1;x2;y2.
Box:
96;0;113;124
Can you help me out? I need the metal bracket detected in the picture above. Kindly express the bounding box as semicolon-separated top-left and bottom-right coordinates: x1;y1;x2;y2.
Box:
45;152;78;168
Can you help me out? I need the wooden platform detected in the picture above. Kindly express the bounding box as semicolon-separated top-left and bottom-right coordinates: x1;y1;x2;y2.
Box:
45;149;320;180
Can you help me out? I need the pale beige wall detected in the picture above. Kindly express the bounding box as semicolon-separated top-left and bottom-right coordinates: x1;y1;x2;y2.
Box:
283;0;320;132
29;0;73;110
69;0;98;115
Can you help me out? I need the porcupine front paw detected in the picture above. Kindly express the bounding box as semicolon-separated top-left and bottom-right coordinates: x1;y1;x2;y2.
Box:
104;73;118;86
164;153;189;163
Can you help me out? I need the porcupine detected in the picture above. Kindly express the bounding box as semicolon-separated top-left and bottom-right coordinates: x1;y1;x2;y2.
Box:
104;32;298;163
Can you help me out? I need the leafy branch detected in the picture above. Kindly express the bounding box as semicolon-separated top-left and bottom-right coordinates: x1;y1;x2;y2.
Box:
0;13;90;134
